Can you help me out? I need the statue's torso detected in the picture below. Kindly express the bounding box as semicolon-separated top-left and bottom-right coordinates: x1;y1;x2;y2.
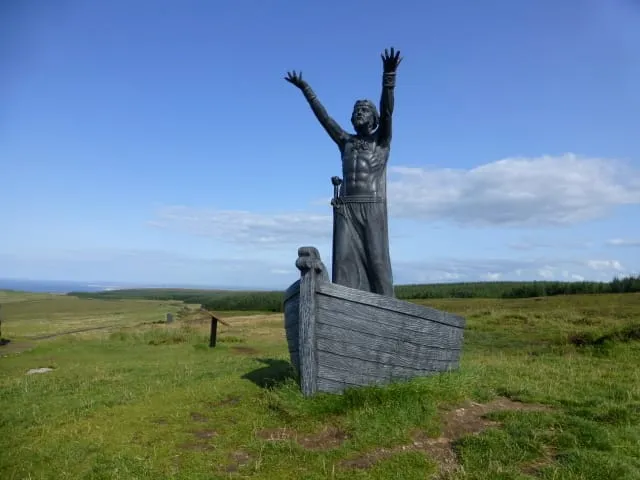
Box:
340;136;389;198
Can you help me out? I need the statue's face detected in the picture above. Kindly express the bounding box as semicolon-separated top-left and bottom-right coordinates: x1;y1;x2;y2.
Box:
351;104;376;133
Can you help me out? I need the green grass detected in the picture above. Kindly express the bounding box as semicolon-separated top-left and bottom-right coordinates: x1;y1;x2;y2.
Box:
1;291;639;479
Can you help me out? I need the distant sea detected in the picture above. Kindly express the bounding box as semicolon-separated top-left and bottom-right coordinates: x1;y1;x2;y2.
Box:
0;278;279;294
0;279;134;294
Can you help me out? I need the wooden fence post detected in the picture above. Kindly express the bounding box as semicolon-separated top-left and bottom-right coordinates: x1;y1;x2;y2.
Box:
209;315;218;348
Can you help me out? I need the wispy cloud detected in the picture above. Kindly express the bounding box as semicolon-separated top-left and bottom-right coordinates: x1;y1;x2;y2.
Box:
392;256;627;284
1;249;632;286
606;238;640;247
148;206;332;246
148;154;640;247
586;259;624;271
387;153;640;226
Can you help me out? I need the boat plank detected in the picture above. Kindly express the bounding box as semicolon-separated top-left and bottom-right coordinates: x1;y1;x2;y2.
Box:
296;248;323;396
316;322;460;357
316;377;350;394
317;282;465;329
317;303;463;350
316;336;460;369
284;280;300;303
317;362;443;388
318;351;456;380
284;294;301;372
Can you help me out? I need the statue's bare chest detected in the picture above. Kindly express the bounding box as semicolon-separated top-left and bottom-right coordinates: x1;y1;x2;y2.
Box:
342;138;387;172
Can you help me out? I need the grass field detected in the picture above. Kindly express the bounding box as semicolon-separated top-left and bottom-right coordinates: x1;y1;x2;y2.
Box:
1;290;639;479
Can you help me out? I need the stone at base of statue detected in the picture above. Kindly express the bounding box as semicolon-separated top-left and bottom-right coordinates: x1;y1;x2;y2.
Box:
166;313;174;324
284;247;466;397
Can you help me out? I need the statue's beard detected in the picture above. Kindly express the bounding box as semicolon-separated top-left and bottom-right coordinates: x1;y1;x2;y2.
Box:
352;117;374;134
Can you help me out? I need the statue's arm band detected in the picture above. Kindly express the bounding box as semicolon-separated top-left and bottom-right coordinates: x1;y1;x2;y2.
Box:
383;73;396;88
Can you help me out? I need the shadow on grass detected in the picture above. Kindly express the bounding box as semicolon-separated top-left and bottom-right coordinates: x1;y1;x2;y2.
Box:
242;358;297;389
0;338;10;346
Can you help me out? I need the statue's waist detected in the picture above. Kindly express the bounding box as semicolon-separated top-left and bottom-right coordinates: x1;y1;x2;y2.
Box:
336;195;385;204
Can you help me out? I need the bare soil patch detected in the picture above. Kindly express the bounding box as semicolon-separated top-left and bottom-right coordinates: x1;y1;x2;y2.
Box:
192;429;218;440
178;441;215;452
0;340;35;356
298;426;350;450
230;345;260;355
340;396;553;478
224;450;252;473
520;445;558;476
190;412;209;423
207;396;242;408
257;425;350;450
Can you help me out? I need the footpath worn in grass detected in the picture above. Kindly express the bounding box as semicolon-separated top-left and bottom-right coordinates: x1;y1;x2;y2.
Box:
1;292;639;479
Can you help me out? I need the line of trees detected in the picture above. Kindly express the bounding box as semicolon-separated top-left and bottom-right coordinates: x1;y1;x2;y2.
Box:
67;274;640;313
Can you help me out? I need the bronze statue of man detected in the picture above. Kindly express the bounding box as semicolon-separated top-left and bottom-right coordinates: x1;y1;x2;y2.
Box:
285;47;402;297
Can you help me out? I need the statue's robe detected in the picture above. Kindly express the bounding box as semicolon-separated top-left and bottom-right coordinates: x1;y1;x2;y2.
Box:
332;196;394;297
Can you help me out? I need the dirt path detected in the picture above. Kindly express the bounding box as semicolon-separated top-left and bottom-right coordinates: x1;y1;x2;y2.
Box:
1;323;133;357
26;325;116;340
0;340;36;357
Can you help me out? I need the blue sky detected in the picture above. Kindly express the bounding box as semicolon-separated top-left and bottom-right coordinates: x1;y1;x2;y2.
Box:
2;0;639;289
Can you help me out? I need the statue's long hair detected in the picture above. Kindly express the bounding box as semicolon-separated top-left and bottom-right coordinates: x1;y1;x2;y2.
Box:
352;99;379;131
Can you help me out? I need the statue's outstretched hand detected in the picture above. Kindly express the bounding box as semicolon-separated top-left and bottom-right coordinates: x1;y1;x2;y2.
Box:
284;70;307;89
381;47;402;73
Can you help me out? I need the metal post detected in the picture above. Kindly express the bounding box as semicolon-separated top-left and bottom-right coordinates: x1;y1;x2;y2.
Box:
330;176;342;283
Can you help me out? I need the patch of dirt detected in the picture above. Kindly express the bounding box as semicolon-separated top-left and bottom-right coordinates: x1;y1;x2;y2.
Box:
298;426;350;450
436;397;550;441
207;396;241;408
178;441;215;452
190;412;209;423
257;427;293;442
520;445;558;476
0;341;35;357
28;325;114;340
340;396;552;478
257;425;350;450
193;429;218;439
224;450;252;473
230;345;260;355
340;443;419;470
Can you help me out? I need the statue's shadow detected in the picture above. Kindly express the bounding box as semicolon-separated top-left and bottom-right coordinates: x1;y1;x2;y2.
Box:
242;358;297;389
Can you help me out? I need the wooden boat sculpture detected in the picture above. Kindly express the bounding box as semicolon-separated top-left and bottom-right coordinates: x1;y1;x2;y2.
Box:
284;246;466;397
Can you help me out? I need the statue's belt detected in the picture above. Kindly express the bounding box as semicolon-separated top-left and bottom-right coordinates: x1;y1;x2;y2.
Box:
334;196;386;204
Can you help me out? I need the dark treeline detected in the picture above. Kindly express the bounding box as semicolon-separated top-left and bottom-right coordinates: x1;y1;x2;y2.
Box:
67;275;640;313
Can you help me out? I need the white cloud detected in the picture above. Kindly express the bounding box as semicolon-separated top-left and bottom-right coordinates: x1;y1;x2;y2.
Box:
149;205;331;246
606;238;640;247
387;153;640;226
2;249;633;287
270;268;293;275
393;257;628;285
389;154;640;226
586;259;624;271
508;237;592;251
148;154;640;247
483;272;502;281
537;266;555;279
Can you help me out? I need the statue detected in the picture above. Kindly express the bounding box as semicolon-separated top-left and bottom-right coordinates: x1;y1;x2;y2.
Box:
285;47;402;297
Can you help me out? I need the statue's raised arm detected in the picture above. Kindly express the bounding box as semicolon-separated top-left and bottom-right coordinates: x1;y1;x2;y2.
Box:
285;71;349;149
377;47;402;146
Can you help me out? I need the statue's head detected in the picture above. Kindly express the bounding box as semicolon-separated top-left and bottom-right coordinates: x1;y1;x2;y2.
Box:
351;99;379;135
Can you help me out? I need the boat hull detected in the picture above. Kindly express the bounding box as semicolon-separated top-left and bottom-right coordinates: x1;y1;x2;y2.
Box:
284;247;466;397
